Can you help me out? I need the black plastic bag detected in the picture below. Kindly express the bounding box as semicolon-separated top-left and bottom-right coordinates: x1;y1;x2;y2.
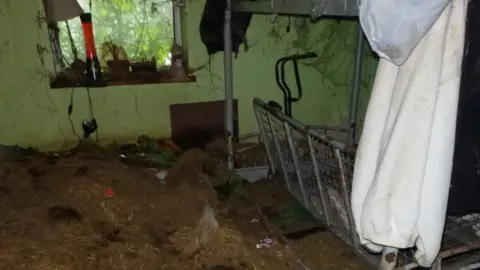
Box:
199;0;253;57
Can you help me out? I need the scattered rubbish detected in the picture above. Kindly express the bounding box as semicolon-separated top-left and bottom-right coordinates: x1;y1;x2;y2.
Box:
105;188;114;197
144;151;176;168
137;135;181;154
118;135;178;169
156;169;169;184
256;237;274;249
235;166;269;183
0;143;316;270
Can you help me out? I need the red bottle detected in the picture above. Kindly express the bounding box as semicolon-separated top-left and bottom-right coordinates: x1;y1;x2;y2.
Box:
80;13;105;86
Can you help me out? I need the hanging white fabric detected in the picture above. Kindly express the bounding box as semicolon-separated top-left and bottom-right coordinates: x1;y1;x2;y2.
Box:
359;0;451;66
351;0;466;267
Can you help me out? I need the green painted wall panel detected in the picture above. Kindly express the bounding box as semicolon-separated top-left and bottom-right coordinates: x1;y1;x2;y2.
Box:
0;0;377;150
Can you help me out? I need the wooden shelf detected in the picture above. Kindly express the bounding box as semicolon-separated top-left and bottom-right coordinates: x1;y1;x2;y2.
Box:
50;71;196;89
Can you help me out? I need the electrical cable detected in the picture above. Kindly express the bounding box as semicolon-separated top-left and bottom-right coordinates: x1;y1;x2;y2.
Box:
69;86;99;142
65;0;99;143
68;86;82;141
85;87;99;142
65;21;78;60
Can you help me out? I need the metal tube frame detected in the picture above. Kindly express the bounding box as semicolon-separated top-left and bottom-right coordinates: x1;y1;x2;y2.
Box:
173;1;183;46
307;134;332;227
224;0;234;170
346;23;365;147
284;122;309;206
253;106;276;175
266;113;293;192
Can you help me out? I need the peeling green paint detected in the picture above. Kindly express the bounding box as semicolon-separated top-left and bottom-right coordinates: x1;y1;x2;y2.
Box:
0;0;377;151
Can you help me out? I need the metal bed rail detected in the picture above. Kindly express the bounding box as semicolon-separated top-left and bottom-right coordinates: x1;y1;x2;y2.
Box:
253;97;480;269
253;97;359;249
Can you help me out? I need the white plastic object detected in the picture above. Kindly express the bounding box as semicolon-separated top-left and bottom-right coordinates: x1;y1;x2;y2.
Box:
359;0;451;65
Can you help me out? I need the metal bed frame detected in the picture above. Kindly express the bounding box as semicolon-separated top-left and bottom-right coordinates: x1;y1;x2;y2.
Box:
252;97;480;269
215;0;480;267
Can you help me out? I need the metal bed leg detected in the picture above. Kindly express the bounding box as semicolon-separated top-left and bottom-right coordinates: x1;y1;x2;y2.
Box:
266;114;292;192
346;23;365;147
284;122;309;206
223;0;234;170
253;104;276;176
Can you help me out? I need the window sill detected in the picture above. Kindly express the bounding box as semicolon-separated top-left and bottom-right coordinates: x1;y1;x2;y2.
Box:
50;71;196;89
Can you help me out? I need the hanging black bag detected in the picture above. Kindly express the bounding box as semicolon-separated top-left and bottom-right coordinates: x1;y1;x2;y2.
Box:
199;0;254;57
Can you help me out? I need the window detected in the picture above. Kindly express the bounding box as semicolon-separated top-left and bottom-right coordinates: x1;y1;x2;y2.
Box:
48;0;186;87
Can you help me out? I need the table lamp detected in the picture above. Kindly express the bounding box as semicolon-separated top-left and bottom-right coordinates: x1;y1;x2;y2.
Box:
43;0;84;22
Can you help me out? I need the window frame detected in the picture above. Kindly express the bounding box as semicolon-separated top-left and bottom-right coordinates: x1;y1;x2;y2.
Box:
48;1;194;89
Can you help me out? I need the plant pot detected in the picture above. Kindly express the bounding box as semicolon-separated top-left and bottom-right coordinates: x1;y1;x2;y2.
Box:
107;60;130;79
131;61;156;73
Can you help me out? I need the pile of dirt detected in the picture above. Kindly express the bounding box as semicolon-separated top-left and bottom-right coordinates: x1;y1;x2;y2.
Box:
0;147;292;270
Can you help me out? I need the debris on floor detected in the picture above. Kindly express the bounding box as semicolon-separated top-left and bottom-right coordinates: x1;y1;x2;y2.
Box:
0;140;298;270
243;179;370;270
0;136;369;269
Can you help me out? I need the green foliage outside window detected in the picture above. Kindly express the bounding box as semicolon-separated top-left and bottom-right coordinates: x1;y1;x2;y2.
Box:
58;0;174;66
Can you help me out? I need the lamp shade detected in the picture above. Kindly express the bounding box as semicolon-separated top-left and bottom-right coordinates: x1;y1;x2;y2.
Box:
44;0;84;22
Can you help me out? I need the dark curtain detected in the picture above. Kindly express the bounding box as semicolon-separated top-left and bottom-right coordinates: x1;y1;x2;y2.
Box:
447;0;480;215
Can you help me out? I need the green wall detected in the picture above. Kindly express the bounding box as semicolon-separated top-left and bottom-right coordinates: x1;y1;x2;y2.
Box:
0;0;377;151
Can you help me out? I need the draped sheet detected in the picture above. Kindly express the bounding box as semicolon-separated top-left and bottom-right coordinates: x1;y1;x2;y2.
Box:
351;0;466;266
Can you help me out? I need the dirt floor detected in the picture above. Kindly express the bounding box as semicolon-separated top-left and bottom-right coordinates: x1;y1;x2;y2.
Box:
0;140;369;270
243;180;370;270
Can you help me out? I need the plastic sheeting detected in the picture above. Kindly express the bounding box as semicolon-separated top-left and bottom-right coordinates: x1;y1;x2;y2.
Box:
359;0;450;66
351;0;466;267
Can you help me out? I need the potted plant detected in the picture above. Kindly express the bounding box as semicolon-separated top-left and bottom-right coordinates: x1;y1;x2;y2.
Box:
131;54;157;73
101;41;130;79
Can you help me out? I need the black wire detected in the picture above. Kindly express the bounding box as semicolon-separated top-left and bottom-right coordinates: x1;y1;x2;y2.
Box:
65;21;78;60
68;87;82;141
86;87;94;119
68;85;99;142
85;87;99;142
68;0;99;143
